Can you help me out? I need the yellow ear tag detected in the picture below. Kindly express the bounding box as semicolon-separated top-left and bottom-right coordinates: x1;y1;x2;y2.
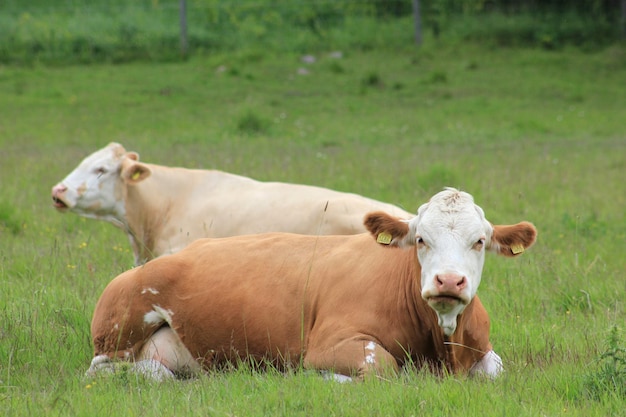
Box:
376;232;392;245
131;171;141;180
511;243;525;255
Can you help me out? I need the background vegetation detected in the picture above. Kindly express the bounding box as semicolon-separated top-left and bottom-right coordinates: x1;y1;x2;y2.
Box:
1;0;624;65
1;1;625;415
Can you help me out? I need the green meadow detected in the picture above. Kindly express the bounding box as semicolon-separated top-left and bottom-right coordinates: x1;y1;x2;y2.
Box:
1;27;626;417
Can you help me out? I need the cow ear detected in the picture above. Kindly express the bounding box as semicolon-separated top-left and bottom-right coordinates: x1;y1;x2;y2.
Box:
121;160;151;184
364;211;414;248
126;152;140;161
488;222;537;257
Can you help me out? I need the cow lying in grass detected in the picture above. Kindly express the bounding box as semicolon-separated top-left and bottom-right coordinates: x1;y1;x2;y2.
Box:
87;188;537;381
52;143;412;265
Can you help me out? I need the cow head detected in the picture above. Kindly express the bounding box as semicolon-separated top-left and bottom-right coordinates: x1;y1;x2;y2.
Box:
364;188;536;336
51;142;151;226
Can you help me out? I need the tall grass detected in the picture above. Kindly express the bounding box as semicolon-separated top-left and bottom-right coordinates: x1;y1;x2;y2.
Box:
1;39;625;415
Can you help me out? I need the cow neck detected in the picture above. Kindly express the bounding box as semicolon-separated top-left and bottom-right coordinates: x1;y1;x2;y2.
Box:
445;298;492;373
429;322;462;375
442;335;458;374
123;168;174;264
402;250;429;333
393;248;452;371
404;250;471;374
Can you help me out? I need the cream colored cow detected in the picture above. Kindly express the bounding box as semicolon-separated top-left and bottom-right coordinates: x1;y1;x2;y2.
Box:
52;143;412;265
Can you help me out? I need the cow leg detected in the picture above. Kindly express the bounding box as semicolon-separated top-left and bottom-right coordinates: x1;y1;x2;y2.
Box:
86;327;200;380
86;354;117;376
134;326;201;379
304;338;399;381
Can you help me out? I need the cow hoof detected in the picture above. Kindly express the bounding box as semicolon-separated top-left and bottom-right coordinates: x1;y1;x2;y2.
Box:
86;355;176;381
86;354;115;376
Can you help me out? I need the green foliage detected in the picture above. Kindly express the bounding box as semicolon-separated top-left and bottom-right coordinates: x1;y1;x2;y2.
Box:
326;60;346;74
0;1;623;65
0;202;21;235
236;109;271;136
417;164;458;195
0;1;387;65
361;71;384;89
426;70;448;84
560;212;609;239
583;325;626;400
446;11;619;50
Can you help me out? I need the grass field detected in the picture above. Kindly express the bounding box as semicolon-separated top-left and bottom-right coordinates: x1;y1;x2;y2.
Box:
1;39;625;415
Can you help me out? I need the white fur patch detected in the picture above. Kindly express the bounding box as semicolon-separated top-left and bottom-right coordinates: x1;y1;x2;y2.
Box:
141;287;159;295
469;350;504;378
321;371;353;383
364;341;376;364
143;305;174;326
133;359;175;381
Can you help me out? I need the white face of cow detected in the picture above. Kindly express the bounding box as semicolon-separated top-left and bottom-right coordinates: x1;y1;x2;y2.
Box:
51;143;141;226
410;190;492;335
365;187;537;337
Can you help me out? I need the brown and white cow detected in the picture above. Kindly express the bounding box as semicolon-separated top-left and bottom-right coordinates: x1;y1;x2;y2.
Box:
52;143;412;265
87;188;537;381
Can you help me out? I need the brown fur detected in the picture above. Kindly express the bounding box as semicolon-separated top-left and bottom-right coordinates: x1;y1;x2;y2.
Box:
491;221;538;256
91;232;496;379
363;211;410;241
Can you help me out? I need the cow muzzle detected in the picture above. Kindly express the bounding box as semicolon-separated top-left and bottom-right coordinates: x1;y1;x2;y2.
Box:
422;272;472;335
51;184;70;210
423;273;470;312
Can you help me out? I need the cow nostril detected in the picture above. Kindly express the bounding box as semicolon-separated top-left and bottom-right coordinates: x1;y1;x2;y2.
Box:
435;275;443;286
457;276;466;288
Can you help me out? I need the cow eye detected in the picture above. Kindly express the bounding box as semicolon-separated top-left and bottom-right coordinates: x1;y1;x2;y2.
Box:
417;237;425;245
473;238;485;250
95;167;107;176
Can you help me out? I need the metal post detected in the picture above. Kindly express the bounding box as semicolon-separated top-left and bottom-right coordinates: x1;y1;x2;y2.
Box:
413;0;422;45
180;0;188;57
622;0;626;39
